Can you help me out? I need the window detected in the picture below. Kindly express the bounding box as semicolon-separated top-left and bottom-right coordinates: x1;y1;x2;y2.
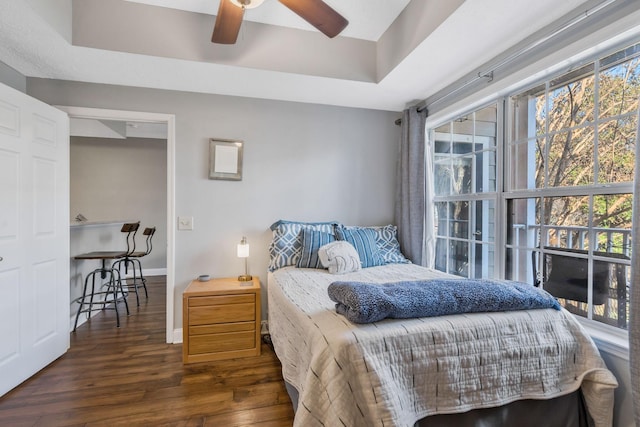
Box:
431;105;500;278
429;42;638;331
506;43;639;330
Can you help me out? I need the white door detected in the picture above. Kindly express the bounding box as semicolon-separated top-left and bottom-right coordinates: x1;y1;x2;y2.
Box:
0;82;70;396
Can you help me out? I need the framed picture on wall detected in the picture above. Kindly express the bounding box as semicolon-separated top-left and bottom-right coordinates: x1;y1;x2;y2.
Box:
209;139;243;181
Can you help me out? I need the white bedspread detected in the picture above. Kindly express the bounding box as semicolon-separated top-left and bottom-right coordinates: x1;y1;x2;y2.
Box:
267;264;618;427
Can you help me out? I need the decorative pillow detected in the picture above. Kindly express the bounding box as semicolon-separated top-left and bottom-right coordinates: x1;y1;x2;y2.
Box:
296;229;336;269
268;220;338;271
335;226;384;268
340;224;410;265
318;241;361;274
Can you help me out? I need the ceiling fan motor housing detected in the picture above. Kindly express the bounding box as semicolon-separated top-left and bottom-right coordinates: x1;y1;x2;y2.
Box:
230;0;264;9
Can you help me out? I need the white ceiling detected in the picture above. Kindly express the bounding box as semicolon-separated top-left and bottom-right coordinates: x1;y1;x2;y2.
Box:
0;0;615;111
124;0;411;41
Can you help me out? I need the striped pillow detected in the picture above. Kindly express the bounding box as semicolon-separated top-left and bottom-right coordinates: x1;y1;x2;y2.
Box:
296;229;336;269
335;226;384;268
342;225;410;265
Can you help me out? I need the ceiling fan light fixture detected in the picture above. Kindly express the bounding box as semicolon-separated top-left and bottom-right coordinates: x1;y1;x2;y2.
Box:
229;0;264;9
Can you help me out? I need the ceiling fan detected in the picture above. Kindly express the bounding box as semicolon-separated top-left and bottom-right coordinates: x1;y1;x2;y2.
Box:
212;0;349;44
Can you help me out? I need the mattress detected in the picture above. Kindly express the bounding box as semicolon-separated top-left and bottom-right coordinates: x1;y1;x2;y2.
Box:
267;264;618;427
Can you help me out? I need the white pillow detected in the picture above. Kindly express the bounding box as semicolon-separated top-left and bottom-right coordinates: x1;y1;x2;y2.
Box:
318;241;361;275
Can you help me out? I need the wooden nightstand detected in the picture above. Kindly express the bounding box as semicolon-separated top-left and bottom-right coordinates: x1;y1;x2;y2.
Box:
182;277;261;364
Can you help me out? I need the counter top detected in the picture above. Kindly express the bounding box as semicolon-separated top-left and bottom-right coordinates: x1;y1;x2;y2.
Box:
70;220;136;229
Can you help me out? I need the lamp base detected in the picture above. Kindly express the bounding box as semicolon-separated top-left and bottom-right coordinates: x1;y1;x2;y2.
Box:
237;274;253;282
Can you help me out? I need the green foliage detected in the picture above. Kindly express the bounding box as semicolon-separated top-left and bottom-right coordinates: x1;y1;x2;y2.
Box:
534;56;638;234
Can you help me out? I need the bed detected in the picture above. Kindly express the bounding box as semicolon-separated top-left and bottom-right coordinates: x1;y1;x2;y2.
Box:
266;221;618;427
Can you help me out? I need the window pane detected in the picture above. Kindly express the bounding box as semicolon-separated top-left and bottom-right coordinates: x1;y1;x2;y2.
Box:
435;202;447;237
434;158;451;196
506;198;540;247
474;200;496;243
452;141;473;154
434;122;451;134
597;116;637;184
474;243;495;278
543;196;590;249
475;150;496;192
451;157;472;195
547;130;594;187
592;260;630;330
599;56;640;119
510;86;543;143
450;240;469;277
544;255;630;329
505;247;536;284
435;238;447;272
476;105;497;148
510;139;543;190
593;193;633;255
548;65;595;127
449;201;469;239
535;92;546;137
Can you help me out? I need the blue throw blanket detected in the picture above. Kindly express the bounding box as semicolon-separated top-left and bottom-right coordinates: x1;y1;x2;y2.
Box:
327;279;561;324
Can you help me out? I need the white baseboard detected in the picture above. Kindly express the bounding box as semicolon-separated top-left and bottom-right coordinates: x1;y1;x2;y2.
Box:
122;268;167;279
144;268;167;277
173;328;183;344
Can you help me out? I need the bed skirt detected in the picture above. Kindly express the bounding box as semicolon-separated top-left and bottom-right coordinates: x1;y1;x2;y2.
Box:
284;382;590;427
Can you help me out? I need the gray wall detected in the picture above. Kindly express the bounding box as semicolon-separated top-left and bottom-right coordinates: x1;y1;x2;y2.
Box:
0;61;26;93
598;350;634;427
28;78;401;329
70;136;167;269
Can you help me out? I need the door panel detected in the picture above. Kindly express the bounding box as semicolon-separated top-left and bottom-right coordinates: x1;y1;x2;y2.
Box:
0;269;20;363
0;82;69;396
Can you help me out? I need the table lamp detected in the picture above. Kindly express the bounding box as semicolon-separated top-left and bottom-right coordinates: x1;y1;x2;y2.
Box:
237;236;252;281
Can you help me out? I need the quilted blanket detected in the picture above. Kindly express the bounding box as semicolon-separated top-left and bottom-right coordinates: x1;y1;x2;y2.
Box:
328;279;560;323
267;264;618;427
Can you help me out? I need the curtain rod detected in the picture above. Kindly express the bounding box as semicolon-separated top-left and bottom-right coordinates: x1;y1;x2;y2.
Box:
414;0;621;114
394;105;427;126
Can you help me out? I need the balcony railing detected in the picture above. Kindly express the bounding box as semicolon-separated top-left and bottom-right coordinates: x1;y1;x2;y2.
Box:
513;224;631;329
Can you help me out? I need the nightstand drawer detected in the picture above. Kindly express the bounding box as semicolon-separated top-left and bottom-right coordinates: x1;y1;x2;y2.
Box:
182;277;261;363
189;302;255;325
189;330;256;355
189;294;254;307
189;320;254;336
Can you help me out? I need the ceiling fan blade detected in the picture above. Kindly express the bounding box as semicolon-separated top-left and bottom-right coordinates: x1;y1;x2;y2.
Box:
278;0;348;38
211;0;244;44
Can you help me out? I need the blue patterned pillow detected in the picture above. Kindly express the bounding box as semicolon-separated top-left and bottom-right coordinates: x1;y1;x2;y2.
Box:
268;221;338;271
335;226;384;268
340;224;410;265
372;225;411;264
296;229;336;269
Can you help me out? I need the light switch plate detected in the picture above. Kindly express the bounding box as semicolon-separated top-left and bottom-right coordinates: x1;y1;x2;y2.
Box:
177;216;193;230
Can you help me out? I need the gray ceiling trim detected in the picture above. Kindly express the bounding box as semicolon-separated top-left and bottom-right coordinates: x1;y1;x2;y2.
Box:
72;0;377;82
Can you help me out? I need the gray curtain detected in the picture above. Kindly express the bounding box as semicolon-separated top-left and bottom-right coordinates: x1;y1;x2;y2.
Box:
631;104;640;425
395;106;427;265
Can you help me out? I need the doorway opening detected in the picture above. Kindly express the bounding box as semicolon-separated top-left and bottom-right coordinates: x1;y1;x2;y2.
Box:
59;106;176;343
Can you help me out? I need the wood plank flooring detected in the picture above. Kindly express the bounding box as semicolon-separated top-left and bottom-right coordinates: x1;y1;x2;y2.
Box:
0;277;295;426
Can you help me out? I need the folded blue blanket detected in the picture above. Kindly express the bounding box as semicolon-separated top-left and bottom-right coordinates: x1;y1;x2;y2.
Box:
327;279;561;323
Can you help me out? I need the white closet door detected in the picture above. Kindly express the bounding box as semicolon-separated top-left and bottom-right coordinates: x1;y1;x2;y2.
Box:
0;82;70;396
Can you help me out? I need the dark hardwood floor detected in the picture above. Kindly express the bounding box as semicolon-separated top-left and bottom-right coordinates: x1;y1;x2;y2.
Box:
0;277;295;426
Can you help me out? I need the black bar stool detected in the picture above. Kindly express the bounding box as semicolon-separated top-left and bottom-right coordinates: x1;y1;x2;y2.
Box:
72;222;139;331
72;251;130;331
113;226;155;306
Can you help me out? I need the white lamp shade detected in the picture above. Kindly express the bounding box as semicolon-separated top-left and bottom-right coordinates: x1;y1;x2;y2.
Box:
237;237;250;258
